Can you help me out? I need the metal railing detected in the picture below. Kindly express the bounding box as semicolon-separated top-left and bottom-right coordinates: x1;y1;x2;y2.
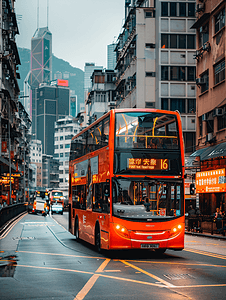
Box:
0;203;26;230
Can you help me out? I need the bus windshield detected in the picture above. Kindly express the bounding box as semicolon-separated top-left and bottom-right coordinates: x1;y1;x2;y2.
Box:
115;112;179;150
112;177;183;220
52;191;63;197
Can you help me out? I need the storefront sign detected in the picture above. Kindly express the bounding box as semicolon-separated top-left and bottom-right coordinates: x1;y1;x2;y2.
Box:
196;168;226;193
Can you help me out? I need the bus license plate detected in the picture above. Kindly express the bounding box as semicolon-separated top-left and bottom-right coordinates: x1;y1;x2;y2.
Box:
141;244;159;249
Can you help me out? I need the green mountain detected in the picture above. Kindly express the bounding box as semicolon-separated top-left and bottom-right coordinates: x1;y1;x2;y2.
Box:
17;47;84;116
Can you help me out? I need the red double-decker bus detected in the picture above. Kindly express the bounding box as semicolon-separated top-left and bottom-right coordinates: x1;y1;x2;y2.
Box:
68;109;185;253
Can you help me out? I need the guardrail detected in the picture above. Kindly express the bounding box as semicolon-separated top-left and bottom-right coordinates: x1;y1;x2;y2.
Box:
0;203;26;230
186;215;226;236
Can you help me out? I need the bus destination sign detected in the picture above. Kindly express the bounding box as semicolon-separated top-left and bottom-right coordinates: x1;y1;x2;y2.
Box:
128;158;169;170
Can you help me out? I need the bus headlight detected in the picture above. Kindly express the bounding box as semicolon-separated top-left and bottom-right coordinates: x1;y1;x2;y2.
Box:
113;223;130;239
170;224;183;237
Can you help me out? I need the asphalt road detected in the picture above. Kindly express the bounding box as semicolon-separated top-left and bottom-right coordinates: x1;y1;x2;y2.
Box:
0;212;226;300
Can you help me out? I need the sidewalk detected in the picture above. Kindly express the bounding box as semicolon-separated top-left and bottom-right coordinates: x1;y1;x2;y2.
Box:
185;230;226;240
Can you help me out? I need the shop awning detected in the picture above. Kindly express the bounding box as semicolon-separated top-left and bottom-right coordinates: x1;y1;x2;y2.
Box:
190;142;226;161
201;142;226;161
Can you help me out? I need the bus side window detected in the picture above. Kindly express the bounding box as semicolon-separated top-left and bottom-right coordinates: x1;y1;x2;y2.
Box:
94;122;102;150
102;117;110;146
93;183;103;212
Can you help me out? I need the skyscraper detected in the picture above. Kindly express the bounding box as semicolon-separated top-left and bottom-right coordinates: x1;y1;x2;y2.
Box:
107;43;116;70
31;27;52;139
30;27;52;88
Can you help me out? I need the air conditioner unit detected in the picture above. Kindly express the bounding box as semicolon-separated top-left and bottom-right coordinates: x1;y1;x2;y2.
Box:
207;132;213;141
203;42;211;52
202;114;207;121
196;3;205;13
213;108;223;117
196;77;206;85
127;83;132;91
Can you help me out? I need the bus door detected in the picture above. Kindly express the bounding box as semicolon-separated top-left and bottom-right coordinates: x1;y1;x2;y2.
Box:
91;182;110;248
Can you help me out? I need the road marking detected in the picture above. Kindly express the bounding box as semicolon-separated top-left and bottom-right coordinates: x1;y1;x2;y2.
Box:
74;259;110;300
14;263;226;289
125;260;226;268
184;248;226;260
0;213;27;239
120;260;174;287
17;250;104;260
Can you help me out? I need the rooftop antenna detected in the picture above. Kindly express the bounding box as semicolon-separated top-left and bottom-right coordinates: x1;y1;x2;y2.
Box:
47;0;49;28
37;0;39;29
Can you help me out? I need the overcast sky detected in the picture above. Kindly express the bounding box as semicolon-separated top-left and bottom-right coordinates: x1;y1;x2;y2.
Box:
15;0;125;71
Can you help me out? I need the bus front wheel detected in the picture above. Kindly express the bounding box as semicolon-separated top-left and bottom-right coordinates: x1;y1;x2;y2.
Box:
75;218;79;241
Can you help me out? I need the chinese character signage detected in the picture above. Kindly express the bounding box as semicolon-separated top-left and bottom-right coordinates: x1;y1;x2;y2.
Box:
196;168;226;193
128;158;169;170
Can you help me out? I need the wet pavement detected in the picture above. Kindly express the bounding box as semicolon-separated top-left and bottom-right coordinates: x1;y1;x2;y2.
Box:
0;212;226;300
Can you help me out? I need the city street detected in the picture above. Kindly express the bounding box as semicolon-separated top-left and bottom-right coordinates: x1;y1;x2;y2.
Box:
0;212;226;300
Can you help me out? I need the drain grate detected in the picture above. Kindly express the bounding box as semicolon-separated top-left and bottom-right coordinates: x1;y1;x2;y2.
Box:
163;273;195;280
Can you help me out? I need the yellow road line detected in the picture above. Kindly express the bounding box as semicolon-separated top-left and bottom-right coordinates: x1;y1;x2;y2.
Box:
124;260;226;268
74;259;110;300
0;213;27;239
14;263;226;289
75;274;99;300
120;260;174;287
16;250;104;260
184;248;226;260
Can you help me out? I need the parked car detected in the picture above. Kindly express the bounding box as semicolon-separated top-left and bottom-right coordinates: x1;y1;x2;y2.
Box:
51;201;63;215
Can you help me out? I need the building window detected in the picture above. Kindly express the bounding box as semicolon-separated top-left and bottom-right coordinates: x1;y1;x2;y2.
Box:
170;2;177;16
60;178;63;183
170;34;177;48
55;137;58;141
65;144;70;148
188;3;195;17
54;145;59;149
170;66;185;81
161;2;168;16
170;99;185;113
161;98;169;110
65;152;69;157
187;99;196;113
162;34;195;49
60;153;64;157
218;114;226;131
214;60;225;85
161;34;168;48
60;136;63;141
215;8;225;34
179;3;186;17
161;66;169;80
200;71;209;93
53;153;59;158
187;67;196;81
199;23;209;47
60;144;63;149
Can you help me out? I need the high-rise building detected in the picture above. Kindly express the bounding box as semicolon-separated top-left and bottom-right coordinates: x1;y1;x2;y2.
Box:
35;81;70;156
30;27;52;88
114;0;196;153
54;116;80;197
30;139;42;188
107;43;116;70
84;63;103;103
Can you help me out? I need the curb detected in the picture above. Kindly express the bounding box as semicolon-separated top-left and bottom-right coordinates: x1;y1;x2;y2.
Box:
185;231;226;240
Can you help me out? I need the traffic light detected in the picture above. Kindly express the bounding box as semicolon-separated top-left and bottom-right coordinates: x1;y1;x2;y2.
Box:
190;183;195;195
